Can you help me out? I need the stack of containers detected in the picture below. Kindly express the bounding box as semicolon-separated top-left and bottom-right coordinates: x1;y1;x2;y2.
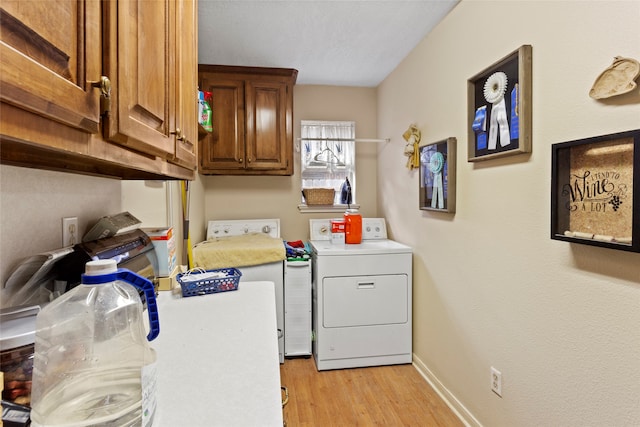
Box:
142;227;177;277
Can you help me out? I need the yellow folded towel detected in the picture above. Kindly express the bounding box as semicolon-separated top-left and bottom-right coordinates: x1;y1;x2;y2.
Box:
193;233;285;269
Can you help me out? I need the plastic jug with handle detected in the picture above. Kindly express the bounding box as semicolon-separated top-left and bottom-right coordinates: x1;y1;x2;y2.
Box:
30;259;160;427
344;209;362;244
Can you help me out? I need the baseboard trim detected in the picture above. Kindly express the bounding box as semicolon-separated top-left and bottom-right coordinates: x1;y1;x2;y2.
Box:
412;353;483;427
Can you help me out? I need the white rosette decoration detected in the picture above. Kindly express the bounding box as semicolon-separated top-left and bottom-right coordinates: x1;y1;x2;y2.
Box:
483;71;511;149
429;152;445;209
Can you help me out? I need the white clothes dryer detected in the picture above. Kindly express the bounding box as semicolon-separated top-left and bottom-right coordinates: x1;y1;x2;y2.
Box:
309;218;412;371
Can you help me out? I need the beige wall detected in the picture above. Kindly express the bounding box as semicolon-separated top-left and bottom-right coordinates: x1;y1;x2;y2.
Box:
0;167;204;285
377;1;640;426
0;165;121;284
201;85;379;241
121;176;206;266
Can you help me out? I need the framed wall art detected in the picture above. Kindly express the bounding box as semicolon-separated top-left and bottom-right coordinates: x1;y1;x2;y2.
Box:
419;137;456;213
551;129;640;253
468;45;532;162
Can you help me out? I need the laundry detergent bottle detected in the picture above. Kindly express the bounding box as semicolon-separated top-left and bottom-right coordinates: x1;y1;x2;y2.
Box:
30;259;160;427
344;209;362;244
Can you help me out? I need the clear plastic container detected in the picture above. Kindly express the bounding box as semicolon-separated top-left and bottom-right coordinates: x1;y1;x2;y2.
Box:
30;259;160;427
0;305;38;407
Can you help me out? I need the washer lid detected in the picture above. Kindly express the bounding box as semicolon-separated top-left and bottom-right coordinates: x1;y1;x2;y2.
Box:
310;239;412;255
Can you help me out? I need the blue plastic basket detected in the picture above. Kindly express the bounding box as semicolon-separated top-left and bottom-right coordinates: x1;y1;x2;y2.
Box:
176;267;242;297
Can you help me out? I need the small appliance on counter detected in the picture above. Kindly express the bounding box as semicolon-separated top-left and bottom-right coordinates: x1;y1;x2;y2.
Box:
1;229;159;314
55;229;159;291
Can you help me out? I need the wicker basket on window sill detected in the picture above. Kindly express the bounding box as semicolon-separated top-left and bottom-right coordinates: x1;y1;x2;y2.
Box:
302;188;335;205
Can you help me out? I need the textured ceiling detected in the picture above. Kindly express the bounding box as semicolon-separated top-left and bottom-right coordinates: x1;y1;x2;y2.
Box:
198;0;460;87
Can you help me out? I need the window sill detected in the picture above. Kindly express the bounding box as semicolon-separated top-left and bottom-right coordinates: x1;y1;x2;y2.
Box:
297;204;360;213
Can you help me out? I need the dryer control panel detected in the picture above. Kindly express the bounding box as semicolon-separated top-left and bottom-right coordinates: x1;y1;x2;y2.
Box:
362;218;387;240
309;218;387;241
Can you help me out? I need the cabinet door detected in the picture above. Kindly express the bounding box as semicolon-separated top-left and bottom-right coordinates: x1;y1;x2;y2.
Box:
102;0;175;158
199;77;246;171
171;0;197;169
245;80;291;173
0;0;101;133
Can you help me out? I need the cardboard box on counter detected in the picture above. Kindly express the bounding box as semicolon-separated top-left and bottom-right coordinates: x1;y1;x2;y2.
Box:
143;227;177;277
157;265;185;291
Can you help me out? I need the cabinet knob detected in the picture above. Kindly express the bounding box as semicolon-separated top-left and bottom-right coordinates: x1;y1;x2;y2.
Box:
90;76;111;96
171;128;184;141
238;158;243;163
89;76;111;113
247;157;252;163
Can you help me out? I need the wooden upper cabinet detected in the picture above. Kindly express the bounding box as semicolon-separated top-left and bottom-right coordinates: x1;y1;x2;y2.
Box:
198;65;297;176
0;0;101;133
245;80;290;171
172;0;198;168
0;0;198;180
102;0;176;159
198;76;245;171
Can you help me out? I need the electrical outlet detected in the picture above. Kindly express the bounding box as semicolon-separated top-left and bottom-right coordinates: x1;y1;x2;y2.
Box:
62;217;78;247
491;366;502;397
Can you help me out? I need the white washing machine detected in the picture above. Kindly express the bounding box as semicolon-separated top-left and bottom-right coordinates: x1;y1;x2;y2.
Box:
203;219;285;363
309;218;412;371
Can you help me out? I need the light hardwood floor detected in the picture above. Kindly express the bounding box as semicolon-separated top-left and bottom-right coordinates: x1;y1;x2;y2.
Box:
280;357;464;427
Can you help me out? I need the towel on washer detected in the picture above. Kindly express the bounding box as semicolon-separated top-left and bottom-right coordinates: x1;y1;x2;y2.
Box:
193;233;285;269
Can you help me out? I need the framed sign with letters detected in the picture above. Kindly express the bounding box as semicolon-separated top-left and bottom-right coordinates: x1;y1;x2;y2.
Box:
551;129;640;252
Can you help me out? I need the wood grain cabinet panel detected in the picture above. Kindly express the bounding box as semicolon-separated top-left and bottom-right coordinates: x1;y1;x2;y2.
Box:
198;77;245;171
0;0;198;180
172;0;198;168
102;0;175;158
246;80;289;171
0;0;101;133
198;65;297;176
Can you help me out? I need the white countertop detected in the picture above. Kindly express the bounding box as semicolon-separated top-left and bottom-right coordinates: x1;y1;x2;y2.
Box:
152;281;283;426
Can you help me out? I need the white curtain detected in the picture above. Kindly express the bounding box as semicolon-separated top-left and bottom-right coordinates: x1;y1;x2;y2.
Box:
301;120;356;204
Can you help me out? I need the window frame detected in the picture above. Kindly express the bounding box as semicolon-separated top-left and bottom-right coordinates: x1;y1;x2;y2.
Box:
298;120;359;212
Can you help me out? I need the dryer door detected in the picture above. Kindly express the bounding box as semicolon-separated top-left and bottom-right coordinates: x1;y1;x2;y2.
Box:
322;274;408;328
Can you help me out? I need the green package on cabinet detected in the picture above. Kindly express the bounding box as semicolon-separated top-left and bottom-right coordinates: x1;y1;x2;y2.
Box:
201;99;213;132
198;91;213;132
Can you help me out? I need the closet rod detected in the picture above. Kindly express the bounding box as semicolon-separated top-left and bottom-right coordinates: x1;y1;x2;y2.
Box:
298;137;390;143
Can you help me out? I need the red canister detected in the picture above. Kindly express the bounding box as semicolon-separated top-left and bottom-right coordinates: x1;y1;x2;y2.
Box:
344;209;362;244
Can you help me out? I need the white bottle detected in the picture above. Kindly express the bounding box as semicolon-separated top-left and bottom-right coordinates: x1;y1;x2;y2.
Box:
30;259;160;427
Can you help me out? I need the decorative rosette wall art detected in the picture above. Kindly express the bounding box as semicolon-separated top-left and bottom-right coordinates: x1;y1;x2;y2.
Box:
483;71;510;150
419;137;457;213
467;45;532;162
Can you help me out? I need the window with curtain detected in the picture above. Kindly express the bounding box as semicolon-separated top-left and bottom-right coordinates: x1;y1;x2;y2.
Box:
300;120;356;206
